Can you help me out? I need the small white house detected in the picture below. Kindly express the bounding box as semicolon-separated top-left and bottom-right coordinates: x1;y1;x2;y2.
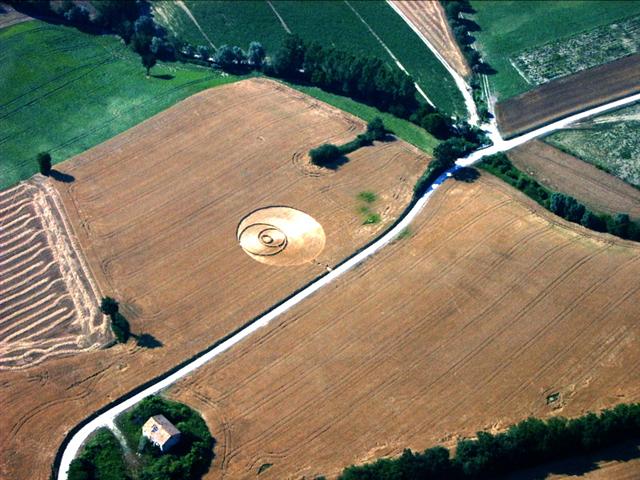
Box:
142;415;181;452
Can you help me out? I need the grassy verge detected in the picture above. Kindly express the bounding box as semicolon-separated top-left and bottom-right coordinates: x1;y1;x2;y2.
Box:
470;1;640;100
0;20;238;190
284;82;439;154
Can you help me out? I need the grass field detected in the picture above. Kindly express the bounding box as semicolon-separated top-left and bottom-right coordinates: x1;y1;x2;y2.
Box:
545;102;640;188
153;0;466;116
471;1;640;100
167;174;640;479
0;20;237;190
0;79;428;480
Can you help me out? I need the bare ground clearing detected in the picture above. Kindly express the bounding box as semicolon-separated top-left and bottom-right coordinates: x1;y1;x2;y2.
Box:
390;0;470;78
0;78;426;479
169;174;640;479
496;54;640;138
508;140;640;220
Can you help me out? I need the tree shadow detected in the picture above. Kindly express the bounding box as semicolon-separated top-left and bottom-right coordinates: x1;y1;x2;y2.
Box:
135;333;163;349
477;62;498;75
315;155;349;171
50;169;75;183
151;73;174;80
505;439;640;480
452;167;480;183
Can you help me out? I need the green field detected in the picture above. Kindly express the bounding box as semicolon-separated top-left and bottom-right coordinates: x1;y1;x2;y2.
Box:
0;19;439;190
153;0;466;116
545;102;640;188
0;20;237;190
471;1;640;100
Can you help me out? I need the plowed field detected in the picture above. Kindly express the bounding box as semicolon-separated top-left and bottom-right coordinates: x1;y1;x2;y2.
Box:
169;174;640;479
508;140;640;220
390;0;470;77
0;177;106;370
496;54;640;138
0;78;426;479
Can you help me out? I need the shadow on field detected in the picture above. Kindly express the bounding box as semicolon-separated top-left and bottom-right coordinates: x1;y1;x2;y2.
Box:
135;333;163;349
151;74;175;80
50;170;75;183
506;439;640;480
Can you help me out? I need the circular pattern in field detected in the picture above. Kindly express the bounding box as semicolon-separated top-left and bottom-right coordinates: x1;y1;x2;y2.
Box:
237;207;325;266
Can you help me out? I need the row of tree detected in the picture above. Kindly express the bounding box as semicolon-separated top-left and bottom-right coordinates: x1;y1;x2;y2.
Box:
309;118;387;168
339;402;640;479
482;153;640;241
267;34;418;119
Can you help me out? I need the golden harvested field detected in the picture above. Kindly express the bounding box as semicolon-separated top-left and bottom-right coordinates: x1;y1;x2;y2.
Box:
496;54;640;138
390;0;470;77
169;174;640;479
509;140;640;220
0;177;106;370
0;78;426;479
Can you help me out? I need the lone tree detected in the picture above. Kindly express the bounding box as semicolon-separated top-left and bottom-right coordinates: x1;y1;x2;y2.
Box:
100;296;119;316
142;53;157;76
37;152;52;176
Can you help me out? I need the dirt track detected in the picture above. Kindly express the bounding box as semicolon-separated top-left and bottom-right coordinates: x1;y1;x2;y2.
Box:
390;0;470;77
169;174;640;479
508;140;640;220
0;78;426;479
496;54;640;138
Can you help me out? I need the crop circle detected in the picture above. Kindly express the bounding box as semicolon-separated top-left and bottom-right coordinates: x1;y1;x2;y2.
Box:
237;207;325;266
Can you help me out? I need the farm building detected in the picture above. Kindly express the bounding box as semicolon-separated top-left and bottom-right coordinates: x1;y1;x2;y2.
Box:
142;415;181;452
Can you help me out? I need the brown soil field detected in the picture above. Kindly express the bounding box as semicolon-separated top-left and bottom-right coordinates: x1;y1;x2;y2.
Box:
390;0;470;77
0;177;107;370
496;54;640;138
0;78;426;479
508;140;640;220
168;173;640;479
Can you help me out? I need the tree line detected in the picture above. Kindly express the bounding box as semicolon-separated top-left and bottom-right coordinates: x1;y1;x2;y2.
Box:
481;153;640;241
339;402;640;479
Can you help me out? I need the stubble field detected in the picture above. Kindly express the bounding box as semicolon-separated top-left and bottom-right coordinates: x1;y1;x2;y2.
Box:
508;140;640;220
169;174;640;479
0;78;427;479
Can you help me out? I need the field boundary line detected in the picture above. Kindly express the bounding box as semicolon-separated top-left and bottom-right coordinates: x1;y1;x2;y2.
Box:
267;0;292;34
344;0;435;107
175;0;216;50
